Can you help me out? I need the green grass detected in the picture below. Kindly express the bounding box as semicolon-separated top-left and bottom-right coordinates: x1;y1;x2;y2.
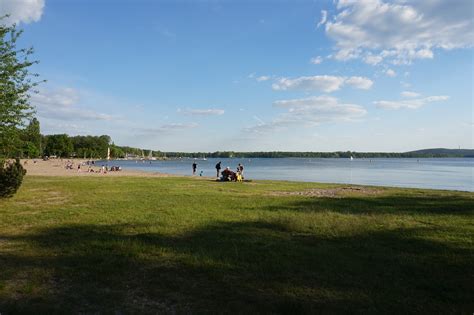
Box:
0;176;472;314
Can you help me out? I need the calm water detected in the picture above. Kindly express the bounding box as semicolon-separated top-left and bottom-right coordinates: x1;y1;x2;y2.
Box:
97;158;474;192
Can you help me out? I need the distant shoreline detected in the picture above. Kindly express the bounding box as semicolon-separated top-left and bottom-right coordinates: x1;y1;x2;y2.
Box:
95;155;474;161
127;148;474;159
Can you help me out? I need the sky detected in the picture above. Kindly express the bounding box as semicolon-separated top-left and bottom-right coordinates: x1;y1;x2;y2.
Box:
1;0;473;152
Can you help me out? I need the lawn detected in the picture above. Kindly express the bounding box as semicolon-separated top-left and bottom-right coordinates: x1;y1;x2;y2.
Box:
0;176;472;314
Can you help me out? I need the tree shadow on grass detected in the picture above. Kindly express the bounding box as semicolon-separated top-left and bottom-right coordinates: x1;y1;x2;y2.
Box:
262;193;474;216
0;221;472;314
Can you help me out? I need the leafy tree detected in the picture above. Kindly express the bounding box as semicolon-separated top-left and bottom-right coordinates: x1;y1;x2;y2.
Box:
70;135;111;158
44;134;73;157
20;118;41;157
110;144;125;158
0;16;43;158
0;159;26;198
22;141;40;158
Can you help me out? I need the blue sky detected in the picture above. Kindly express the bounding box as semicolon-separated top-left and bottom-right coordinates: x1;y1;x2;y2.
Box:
1;0;473;152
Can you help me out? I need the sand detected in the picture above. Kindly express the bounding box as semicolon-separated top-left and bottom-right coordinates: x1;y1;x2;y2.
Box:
20;159;176;178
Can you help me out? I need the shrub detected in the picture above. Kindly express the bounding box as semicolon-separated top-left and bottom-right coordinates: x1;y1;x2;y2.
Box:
0;159;27;198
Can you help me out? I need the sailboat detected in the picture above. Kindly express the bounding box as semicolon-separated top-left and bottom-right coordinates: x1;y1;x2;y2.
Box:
147;150;157;161
107;147;111;160
350;156;354;161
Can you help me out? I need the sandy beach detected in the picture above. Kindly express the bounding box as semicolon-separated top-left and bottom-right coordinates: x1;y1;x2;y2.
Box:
21;159;175;178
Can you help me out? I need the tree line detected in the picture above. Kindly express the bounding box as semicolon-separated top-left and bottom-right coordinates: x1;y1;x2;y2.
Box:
10;119;135;159
8;118;474;160
11;120;474;159
156;150;473;159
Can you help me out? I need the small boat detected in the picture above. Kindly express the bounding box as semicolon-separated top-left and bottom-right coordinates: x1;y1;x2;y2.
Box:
350;156;354;161
147;150;157;161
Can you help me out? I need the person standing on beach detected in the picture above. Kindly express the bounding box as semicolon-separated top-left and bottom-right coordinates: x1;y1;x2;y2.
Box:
215;161;222;178
192;162;197;175
238;163;244;177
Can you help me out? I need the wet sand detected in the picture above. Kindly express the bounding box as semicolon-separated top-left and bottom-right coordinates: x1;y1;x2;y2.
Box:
21;159;176;178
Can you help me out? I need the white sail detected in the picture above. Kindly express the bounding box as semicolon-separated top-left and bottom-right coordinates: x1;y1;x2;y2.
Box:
146;150;156;160
107;147;111;160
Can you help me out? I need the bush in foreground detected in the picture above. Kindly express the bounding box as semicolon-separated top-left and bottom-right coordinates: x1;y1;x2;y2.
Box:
0;159;26;198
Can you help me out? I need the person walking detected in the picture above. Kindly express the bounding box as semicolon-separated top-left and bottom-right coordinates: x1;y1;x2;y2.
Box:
215;161;222;178
192;162;197;175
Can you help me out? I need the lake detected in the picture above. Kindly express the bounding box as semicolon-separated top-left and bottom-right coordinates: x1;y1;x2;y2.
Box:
97;158;474;192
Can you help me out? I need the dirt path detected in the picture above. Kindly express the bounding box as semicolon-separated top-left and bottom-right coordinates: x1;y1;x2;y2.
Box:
268;186;382;198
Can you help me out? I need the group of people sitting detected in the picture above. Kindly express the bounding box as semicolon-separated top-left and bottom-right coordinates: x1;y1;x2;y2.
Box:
63;161;122;174
216;162;244;182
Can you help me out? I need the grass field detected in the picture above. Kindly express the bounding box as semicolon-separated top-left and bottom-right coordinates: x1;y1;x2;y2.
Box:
0;176;472;314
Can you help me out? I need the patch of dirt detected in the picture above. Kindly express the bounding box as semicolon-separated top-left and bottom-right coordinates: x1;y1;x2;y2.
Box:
15;190;70;207
267;186;381;198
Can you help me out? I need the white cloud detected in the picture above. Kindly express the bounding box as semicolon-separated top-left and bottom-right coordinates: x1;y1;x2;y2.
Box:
364;54;383;65
245;95;367;133
272;76;345;93
374;95;449;110
344;76;373;89
317;10;328;28
156;123;198;131
401;91;420;98
310;56;323;64
178;108;225;116
256;75;271;82
385;69;396;77
31;87;116;121
400;81;411;88
0;0;45;24
40;121;92;135
272;75;373;92
325;0;474;65
136;123;198;134
252;115;265;125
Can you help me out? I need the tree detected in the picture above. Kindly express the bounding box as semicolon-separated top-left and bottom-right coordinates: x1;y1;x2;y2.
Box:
0;159;26;198
44;134;73;157
110;144;125;159
21;118;41;157
0;16;43;158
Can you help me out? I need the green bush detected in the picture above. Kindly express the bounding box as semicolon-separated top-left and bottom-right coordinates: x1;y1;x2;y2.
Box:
0;159;27;198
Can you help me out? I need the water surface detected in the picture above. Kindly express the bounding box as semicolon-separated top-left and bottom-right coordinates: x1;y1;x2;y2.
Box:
97;158;473;192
